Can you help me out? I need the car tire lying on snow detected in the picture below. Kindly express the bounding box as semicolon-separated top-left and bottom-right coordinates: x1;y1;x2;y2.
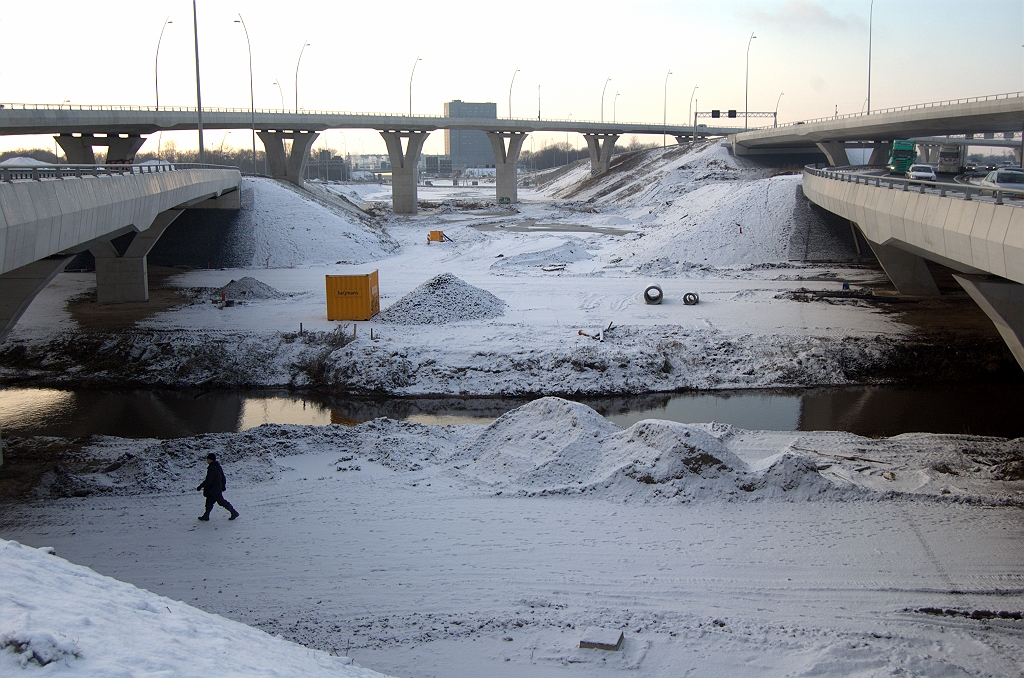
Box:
683;292;699;305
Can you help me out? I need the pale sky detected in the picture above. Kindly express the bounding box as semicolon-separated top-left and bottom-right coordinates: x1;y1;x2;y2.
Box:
1;0;1021;157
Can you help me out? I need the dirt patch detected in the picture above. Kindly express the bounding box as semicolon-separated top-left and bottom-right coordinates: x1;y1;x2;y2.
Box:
67;267;194;332
0;436;88;501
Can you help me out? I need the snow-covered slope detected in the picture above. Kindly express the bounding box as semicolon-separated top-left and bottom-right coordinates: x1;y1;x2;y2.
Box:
0;539;392;677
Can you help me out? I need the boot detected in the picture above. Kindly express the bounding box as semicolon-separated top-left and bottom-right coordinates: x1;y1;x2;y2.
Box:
198;515;210;521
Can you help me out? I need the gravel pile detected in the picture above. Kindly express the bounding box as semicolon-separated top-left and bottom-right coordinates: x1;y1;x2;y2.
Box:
376;273;507;325
214;277;286;300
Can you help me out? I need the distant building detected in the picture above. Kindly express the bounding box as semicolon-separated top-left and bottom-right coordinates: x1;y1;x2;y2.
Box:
444;100;496;170
424;155;452;175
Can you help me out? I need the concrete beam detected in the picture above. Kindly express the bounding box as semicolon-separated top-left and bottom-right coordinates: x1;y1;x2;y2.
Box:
954;274;1024;370
583;134;619;175
815;141;850;167
92;209;184;303
486;132;528;203
380;130;429;215
0;255;75;343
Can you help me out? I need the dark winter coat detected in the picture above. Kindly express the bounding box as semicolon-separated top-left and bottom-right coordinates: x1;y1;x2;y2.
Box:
198;460;227;497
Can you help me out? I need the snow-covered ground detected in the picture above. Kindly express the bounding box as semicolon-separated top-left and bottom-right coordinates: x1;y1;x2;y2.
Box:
3;398;1024;676
2;142;951;395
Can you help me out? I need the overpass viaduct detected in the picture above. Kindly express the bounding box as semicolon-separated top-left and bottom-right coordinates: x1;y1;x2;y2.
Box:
0;104;738;214
730;91;1024;167
802;167;1024;370
0;163;240;342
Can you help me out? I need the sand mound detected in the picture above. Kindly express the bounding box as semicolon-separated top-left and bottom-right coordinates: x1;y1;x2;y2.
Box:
376;273;507;325
214;276;286;300
491;238;594;271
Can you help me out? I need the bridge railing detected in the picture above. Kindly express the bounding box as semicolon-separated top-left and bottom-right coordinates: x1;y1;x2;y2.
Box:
747;90;1024;132
805;165;1024;206
0;162;239;183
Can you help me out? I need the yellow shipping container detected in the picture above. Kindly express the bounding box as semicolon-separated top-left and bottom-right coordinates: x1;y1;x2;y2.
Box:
326;271;379;321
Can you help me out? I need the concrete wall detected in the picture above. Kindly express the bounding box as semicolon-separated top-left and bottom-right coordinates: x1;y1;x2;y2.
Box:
0;169;241;275
801;171;1024;284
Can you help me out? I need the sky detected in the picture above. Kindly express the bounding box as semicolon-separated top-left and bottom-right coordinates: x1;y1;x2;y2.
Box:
0;0;1021;157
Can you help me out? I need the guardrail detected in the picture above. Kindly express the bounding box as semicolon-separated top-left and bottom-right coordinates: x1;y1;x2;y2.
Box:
0;162;239;182
805;164;1024;206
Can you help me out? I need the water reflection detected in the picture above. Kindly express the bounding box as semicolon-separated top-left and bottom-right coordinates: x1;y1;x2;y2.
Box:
1;384;1022;440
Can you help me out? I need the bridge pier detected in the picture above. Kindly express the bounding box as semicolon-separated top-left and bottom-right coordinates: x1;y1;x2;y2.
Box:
867;142;892;166
815;141;850;167
55;134;147;164
954;274;1024;369
584;134;619;176
862;238;941;297
257;131;320;187
92;209;185;303
486;132;528;203
0;255;76;343
379;130;429;215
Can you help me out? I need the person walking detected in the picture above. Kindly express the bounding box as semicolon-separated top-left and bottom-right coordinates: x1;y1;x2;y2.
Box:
197;452;239;521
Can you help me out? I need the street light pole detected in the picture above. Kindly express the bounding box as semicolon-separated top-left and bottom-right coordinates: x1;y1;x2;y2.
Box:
688;84;698;143
613;91;619;123
663;69;672;148
272;79;284;109
745;31;757;131
409;56;421;116
295;41;309;112
234;14;256;176
774;91;784;127
601;76;611;123
509;67;519;118
867;0;874;114
191;0;204;164
155;16;172;159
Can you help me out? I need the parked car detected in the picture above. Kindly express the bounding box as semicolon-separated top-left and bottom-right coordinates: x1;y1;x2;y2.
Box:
906;164;937;181
979;168;1024;195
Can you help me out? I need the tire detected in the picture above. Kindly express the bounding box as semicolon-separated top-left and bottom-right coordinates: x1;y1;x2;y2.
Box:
683;292;699;306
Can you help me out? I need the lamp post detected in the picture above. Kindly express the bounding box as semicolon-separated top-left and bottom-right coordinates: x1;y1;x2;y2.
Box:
774;91;784;127
567;112;572;165
234;14;256;176
663;69;672;147
295;41;309;112
508;67;519;118
867;0;874;114
192;0;204;164
745;32;757;131
272;79;284;109
601;76;611;123
155;17;172;159
613;91;620;123
409;56;421;116
688;84;698;143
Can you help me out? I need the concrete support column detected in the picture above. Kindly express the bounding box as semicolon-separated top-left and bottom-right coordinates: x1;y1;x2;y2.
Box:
864;238;941;297
867;141;892;166
486;131;528;203
55;135;97;164
1014;148;1023;165
92;209;184;303
815;141;850;167
0;255;76;343
104;136;147;164
583;134;619;176
379;130;430;215
674;135;691;146
256;131;320;186
954;274;1024;370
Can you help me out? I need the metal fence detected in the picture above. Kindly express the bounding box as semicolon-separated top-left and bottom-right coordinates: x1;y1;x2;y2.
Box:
0;162;238;182
805;165;1024;206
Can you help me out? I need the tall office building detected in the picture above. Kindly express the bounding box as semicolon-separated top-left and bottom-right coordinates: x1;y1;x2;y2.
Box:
444;100;497;170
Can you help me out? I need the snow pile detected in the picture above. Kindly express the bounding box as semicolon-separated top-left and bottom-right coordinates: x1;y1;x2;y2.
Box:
453;397;847;500
490;237;595;271
245;178;397;267
0;539;393;677
0;157;51;166
215;276;287;300
376;273;507;325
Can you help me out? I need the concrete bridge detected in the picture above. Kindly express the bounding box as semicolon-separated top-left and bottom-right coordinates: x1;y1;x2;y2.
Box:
0;104;739;214
730;91;1024;166
0;163;240;342
802;167;1024;370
